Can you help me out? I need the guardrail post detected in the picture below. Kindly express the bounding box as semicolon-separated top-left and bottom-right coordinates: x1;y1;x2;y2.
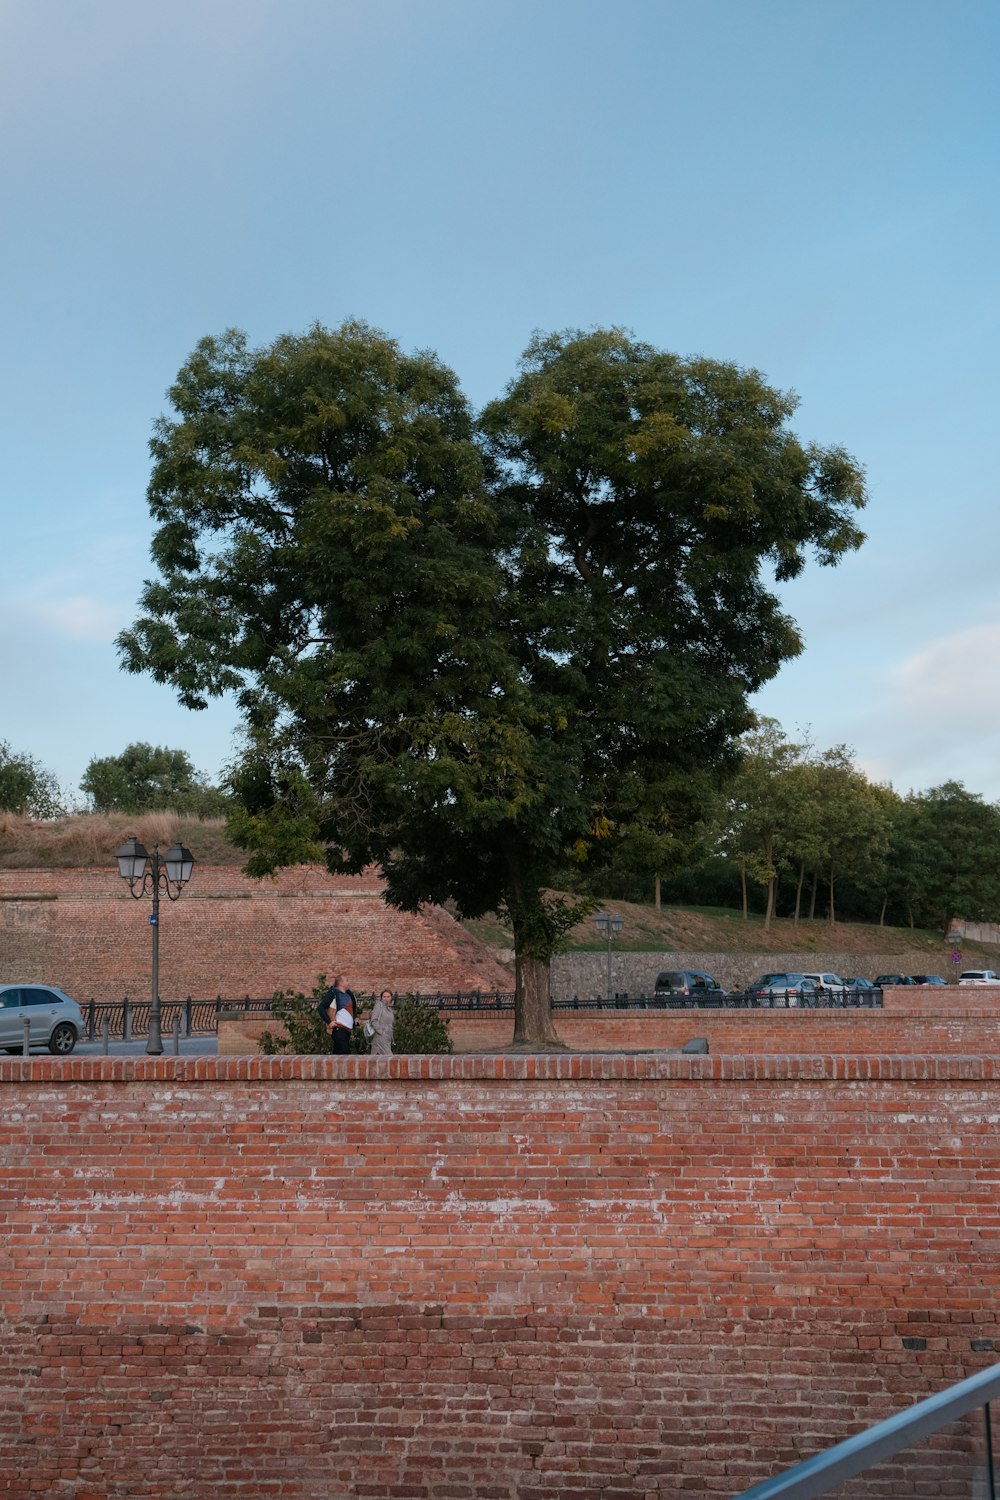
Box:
185;997;192;1036
21;1017;30;1056
983;1398;996;1500
123;999;132;1043
171;1015;181;1055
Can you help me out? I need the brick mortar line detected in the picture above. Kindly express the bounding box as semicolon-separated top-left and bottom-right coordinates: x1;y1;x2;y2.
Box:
1;1053;998;1084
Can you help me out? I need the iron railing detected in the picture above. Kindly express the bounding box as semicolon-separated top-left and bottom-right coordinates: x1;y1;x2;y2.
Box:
731;1359;1000;1499
76;986;883;1037
81;996;274;1040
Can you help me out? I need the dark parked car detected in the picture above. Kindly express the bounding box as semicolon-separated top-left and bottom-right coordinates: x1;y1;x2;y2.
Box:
743;973;819;1006
654;969;725;999
875;974;915;987
0;984;83;1054
843;977;877;990
909;974;947;985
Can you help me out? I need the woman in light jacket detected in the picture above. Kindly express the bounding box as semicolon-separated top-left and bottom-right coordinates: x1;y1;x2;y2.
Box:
368;989;395;1056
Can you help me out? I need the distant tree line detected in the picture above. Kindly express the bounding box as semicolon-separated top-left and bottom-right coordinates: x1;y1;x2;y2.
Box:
0;740;229;819
576;719;1000;936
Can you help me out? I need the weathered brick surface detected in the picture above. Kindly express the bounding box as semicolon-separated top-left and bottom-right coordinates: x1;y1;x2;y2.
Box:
219;992;1000;1054
0;866;512;1002
1;1054;998;1497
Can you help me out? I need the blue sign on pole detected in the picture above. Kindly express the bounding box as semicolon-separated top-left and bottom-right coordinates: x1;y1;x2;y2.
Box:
149;913;158;926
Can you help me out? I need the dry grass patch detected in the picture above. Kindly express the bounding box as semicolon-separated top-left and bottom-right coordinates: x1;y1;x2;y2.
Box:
0;812;245;868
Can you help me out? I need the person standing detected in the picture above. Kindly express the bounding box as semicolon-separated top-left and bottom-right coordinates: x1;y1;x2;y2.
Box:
367;988;395;1056
319;974;356;1055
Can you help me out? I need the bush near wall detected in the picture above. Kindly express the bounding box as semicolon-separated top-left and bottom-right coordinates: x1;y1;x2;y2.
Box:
258;982;453;1055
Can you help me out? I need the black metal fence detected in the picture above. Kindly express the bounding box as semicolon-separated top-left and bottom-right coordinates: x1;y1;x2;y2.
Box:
79;986;883;1038
81;996;274;1041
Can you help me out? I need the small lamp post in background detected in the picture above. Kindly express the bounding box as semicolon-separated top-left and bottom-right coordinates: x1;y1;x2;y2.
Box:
115;836;195;1055
594;911;624;999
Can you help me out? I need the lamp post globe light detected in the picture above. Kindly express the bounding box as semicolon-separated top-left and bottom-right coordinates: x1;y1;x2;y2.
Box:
115;836;195;1055
594;911;624;1000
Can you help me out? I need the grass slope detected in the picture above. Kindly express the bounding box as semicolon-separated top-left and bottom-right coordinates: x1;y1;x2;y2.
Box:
461;899;994;972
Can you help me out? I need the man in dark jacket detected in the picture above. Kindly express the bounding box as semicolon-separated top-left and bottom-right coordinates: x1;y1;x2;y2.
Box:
318;974;356;1054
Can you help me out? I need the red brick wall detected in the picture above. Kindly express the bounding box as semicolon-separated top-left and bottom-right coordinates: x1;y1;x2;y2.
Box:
1;1053;998;1498
219;996;1000;1054
0;866;512;1002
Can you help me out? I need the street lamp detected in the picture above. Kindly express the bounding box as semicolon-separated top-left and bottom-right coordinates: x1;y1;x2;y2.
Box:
594;911;624;999
115;836;195;1055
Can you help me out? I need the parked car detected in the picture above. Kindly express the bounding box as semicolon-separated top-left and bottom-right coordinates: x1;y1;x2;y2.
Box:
875;974;915;987
743;973;819;1006
958;970;1000;986
742;972;788;994
799;970;850;997
653;969;725;999
909;974;947;985
844;977;876;990
0;984;83;1054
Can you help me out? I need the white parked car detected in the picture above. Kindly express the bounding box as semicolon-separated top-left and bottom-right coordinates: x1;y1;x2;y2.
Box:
958;970;1000;986
0;984;83;1054
799;971;850;996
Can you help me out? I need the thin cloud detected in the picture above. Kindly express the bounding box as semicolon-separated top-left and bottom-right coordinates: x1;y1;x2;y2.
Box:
23;594;120;644
895;623;1000;725
851;623;1000;798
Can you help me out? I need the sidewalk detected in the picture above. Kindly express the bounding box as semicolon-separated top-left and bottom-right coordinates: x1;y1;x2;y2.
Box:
73;1033;219;1058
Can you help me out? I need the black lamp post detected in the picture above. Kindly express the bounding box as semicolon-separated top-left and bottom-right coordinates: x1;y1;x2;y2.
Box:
115;836;195;1055
594;911;624;999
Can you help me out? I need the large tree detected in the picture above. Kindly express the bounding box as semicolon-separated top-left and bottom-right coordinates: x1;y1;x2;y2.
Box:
722;719;808;929
901;782;1000;933
119;321;866;1042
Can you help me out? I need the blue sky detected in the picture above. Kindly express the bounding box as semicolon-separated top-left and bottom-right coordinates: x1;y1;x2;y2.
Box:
2;0;998;806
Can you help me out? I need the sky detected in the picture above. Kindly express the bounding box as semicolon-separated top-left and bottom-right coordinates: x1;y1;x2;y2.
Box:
2;0;998;808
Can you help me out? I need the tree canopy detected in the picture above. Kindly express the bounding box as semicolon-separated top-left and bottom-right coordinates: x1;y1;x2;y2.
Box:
119;321;867;1040
0;741;63;819
80;742;228;816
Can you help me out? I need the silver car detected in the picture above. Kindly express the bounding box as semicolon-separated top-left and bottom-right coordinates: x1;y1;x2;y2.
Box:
0;984;83;1055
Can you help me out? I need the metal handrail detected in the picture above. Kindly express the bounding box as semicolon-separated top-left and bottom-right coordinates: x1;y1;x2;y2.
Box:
79;986;884;1036
732;1360;1000;1500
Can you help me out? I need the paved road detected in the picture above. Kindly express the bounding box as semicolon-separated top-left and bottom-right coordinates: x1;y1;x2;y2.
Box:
72;1034;220;1058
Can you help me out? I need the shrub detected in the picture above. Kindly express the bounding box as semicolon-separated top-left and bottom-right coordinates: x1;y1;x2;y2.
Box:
257;979;452;1055
258;979;331;1055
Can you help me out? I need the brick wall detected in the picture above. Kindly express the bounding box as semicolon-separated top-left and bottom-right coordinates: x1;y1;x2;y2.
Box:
2;1053;998;1497
219;996;1000;1055
0;866;513;1002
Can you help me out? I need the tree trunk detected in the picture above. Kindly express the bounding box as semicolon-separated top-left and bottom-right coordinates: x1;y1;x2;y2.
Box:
654;873;661;911
505;853;564;1048
740;861;748;920
511;951;561;1046
809;872;817;920
879;896;887;927
828;872;836;926
764;877;775;932
794;863;805;924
